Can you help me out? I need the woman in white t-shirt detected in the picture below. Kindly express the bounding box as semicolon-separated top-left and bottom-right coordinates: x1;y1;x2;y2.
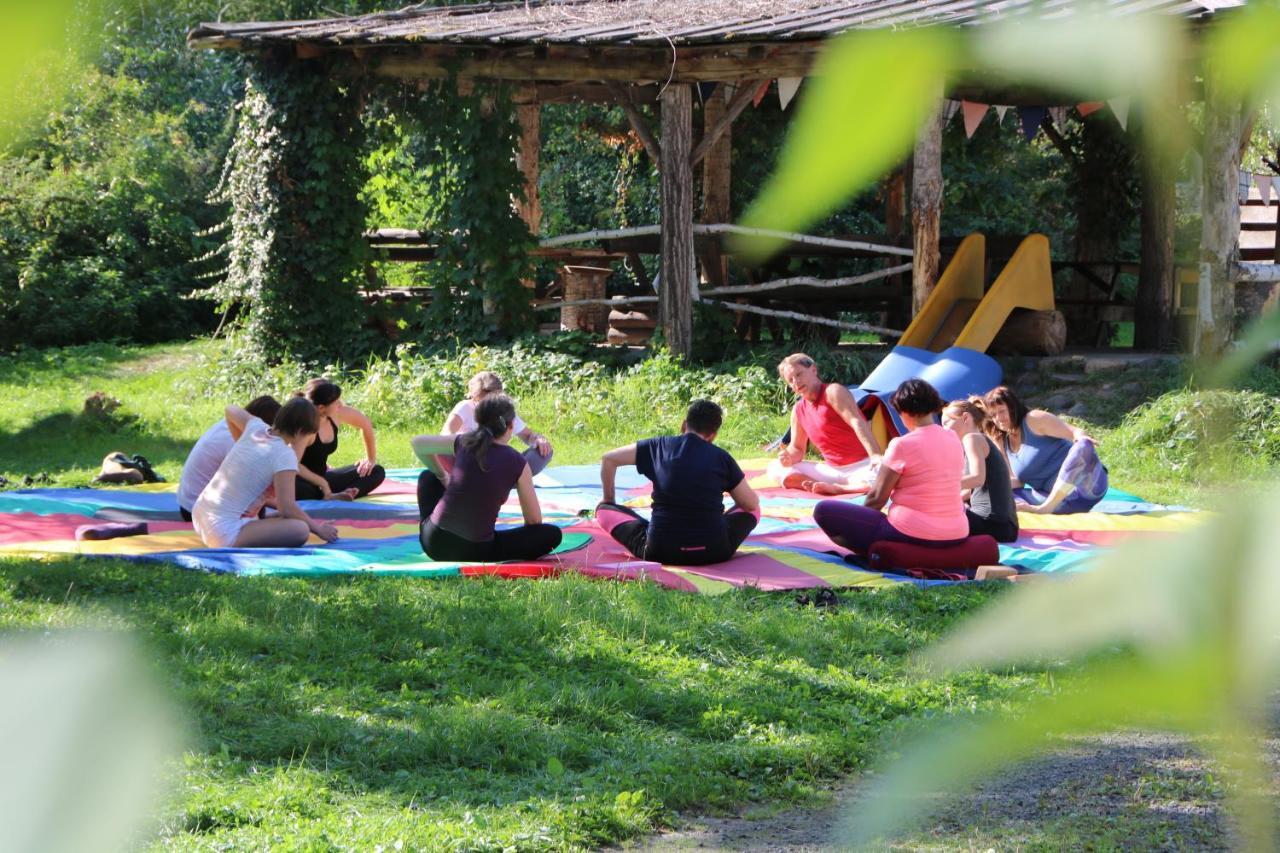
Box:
420;371;556;522
177;395;281;521
192;398;339;549
443;371;553;473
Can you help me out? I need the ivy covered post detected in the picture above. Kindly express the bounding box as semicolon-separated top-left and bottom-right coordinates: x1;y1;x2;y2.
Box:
221;54;368;364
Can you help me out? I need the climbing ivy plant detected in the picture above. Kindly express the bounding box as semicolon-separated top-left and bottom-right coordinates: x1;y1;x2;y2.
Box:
212;54;369;364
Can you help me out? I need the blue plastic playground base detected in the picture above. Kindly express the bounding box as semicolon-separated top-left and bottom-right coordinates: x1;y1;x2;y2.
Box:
853;345;1004;434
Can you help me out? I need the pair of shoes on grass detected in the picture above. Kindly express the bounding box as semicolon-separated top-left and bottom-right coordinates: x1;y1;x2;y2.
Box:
795;588;839;610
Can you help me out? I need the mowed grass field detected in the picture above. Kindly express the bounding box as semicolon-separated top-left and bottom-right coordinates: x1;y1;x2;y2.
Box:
1;340;1275;849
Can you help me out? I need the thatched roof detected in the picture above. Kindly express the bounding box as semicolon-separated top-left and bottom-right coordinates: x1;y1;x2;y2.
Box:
189;0;1235;50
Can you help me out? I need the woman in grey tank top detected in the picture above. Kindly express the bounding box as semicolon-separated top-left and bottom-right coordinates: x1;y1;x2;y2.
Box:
942;399;1019;543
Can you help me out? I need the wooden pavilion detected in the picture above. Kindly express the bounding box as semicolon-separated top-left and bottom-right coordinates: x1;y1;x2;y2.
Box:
189;0;1260;358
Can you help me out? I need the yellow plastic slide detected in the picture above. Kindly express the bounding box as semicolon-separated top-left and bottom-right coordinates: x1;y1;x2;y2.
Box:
899;233;1056;353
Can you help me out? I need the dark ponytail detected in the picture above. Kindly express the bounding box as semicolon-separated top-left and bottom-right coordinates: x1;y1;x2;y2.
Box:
460;394;516;471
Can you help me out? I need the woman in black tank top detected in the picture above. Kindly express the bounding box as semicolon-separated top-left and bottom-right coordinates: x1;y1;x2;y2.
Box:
942;399;1019;543
294;379;386;501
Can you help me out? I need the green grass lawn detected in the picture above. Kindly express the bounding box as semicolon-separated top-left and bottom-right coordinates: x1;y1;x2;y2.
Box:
0;339;1274;849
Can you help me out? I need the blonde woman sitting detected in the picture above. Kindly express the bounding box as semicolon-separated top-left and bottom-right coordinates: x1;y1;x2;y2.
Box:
444;370;553;475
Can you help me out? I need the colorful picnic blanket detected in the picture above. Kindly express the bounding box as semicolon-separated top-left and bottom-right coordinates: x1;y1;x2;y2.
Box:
0;460;1202;594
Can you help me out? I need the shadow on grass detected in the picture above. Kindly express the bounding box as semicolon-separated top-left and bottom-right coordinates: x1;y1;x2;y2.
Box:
0;556;1008;832
0;342;174;386
0;412;193;481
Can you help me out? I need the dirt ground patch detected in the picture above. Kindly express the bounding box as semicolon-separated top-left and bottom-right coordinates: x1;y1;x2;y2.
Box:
619;730;1257;851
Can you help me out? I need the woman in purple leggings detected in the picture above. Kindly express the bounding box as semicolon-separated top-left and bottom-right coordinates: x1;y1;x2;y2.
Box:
984;385;1108;514
814;380;969;555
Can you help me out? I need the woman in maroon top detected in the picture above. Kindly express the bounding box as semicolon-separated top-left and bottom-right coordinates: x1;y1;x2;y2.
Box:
411;395;562;562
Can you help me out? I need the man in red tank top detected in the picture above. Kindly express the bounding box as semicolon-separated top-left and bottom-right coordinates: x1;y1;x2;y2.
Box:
766;353;883;495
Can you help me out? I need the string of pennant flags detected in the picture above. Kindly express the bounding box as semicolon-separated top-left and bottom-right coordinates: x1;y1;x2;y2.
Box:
700;81;1134;142
942;97;1130;139
1237;169;1280;206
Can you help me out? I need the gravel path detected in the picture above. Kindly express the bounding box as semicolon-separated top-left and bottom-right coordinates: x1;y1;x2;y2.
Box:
618;730;1257;851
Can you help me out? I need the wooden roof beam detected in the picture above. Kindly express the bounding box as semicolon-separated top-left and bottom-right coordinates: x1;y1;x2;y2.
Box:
358;42;820;83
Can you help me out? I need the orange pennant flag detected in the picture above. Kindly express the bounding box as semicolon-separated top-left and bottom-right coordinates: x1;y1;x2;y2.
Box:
961;101;989;139
1077;101;1104;117
752;80;772;108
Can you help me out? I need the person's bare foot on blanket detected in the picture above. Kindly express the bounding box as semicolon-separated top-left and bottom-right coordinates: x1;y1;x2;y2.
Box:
808;480;868;496
333;487;359;501
781;472;813;491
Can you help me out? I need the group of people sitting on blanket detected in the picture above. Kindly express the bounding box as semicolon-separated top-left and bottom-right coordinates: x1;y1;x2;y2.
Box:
768;353;1107;557
175;354;1107;567
176;379;386;549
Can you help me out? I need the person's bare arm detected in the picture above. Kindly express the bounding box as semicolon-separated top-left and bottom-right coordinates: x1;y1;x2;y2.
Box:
224;406;250;441
827;384;882;460
959;433;988;491
517;424;553;457
272;470;338;542
600;444;637;505
862;466;901;512
411;434;456;479
727;478;759;515
337;405;379;476
1025;409;1094;444
778;407;807;466
443;412;465;434
515;465;542;525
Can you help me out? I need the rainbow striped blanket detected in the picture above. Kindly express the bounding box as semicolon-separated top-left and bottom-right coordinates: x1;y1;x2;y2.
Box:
0;461;1200;594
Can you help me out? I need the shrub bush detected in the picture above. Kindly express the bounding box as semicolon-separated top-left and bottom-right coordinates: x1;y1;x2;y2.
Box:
0;67;218;349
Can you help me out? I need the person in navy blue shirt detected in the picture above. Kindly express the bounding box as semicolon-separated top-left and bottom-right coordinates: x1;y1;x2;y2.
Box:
596;399;760;566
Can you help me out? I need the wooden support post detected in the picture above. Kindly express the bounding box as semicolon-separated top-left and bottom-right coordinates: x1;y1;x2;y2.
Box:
514;104;542;237
1135;148;1175;350
1198;68;1249;356
660;84;695;359
700;85;732;290
689;80;761;167
911;97;944;316
883;164;908;327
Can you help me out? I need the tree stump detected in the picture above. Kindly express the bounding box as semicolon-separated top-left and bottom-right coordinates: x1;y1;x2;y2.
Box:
989;309;1068;355
608;308;657;331
606;327;653;346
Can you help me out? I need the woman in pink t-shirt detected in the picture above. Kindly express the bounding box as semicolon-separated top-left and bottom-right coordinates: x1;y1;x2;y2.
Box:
814;379;968;554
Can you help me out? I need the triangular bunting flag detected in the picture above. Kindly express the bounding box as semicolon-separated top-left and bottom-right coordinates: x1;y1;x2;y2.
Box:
1048;106;1068;131
1239;168;1254;205
942;98;962;126
777;77;802;111
1257;174;1274;206
1019;106;1047;142
994;105;1011;124
1109;97;1130;130
752;80;771;108
1077;101;1104;117
961;101;989;139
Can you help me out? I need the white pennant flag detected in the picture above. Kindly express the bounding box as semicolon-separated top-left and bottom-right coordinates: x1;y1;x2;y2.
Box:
994;105;1011;124
1109;97;1130;130
777;77;802;111
1257;174;1274;206
942;99;961;126
1048;106;1068;131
